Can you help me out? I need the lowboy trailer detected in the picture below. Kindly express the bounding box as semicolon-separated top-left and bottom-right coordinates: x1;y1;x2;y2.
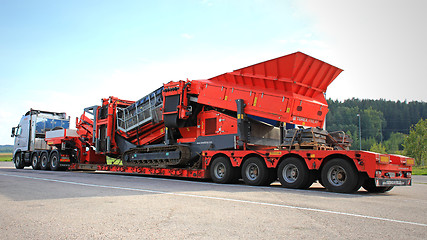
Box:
11;52;414;193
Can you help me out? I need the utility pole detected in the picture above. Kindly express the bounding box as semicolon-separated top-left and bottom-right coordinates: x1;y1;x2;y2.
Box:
357;114;362;150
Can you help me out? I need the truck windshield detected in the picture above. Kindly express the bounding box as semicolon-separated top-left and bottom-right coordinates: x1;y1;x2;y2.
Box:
36;118;69;133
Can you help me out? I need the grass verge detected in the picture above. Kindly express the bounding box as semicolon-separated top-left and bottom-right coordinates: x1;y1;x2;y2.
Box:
412;166;427;175
0;153;12;161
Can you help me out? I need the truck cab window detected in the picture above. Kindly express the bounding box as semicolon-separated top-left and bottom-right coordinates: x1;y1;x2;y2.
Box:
13;126;22;136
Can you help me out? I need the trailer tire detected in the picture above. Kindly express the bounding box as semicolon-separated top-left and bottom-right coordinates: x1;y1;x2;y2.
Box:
40;152;50;170
241;157;270;186
31;153;41;170
305;172;316;189
267;168;278;185
321;158;359;193
210;156;238;184
352;173;365;192
50;151;61;171
14;152;24;169
362;178;394;193
277;157;311;189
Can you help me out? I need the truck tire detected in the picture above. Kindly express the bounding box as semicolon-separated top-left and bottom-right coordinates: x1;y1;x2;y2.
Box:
277;157;311;189
14;152;24;169
40;152;50;170
50;151;61;171
362;178;394;193
210;156;238;184
31;153;41;170
321;158;359;193
241;157;270;186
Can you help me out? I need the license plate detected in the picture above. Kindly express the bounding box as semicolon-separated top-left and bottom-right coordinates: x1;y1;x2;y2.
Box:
375;178;411;186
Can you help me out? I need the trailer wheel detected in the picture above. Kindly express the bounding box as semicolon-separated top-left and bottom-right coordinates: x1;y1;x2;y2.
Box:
210;156;238;184
321;158;359;193
317;175;325;188
352;173;365;192
31;153;41;170
40;152;50;170
362;178;394;193
14;152;24;169
241;157;270;186
277;157;311;189
267;168;278;185
50;151;61;171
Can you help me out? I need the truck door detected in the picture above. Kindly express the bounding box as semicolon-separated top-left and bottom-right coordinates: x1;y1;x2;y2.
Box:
14;116;30;152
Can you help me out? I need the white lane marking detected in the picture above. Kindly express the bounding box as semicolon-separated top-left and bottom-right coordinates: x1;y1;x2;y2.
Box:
1;172;426;228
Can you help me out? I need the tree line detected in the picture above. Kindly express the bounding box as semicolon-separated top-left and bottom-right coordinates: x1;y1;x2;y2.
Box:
326;98;426;166
0;145;13;153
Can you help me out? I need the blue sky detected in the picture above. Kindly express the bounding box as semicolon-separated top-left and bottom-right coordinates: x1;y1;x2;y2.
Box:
1;0;426;144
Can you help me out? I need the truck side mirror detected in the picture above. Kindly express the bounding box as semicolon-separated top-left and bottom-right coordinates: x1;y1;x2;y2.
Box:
11;127;16;137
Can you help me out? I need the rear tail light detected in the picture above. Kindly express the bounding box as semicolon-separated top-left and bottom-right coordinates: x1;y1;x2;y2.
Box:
378;155;390;164
405;158;415;166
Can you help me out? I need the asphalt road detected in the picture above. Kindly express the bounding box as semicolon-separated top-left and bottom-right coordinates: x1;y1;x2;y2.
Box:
0;161;426;239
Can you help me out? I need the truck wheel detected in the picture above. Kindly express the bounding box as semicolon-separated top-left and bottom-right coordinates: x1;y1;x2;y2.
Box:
31;153;41;170
241;157;270;186
14;152;24;169
321;159;359;193
40;152;50;170
277;157;311;189
50;151;61;171
210;156;238;184
362;179;394;193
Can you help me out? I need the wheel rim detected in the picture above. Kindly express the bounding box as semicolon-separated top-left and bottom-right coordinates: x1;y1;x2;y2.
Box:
327;165;347;186
51;155;58;168
32;155;38;166
41;155;48;167
245;163;259;181
282;164;298;183
214;162;226;179
15;155;21;166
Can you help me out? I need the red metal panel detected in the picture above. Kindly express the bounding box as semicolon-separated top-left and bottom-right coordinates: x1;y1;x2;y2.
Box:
193;52;343;128
201;84;225;101
253;93;289;114
211;52;343;101
69;164;207;179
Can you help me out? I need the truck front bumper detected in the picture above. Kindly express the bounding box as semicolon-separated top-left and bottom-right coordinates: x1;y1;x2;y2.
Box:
375;178;411;187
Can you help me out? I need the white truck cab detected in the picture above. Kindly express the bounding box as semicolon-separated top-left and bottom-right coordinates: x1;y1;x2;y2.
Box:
11;109;69;169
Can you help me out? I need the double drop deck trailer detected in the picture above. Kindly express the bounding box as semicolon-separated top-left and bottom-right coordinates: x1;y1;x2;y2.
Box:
11;52;414;193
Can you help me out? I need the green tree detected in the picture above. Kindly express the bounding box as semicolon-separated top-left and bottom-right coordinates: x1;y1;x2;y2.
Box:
370;142;387;154
404;119;427;166
384;132;406;154
360;107;385;142
326;99;427;152
361;137;377;151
